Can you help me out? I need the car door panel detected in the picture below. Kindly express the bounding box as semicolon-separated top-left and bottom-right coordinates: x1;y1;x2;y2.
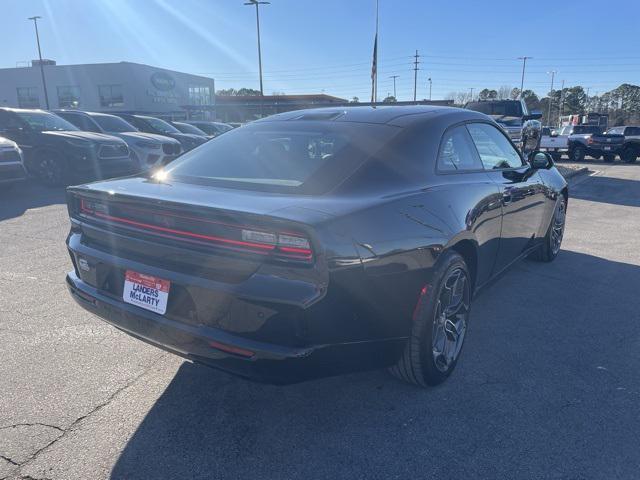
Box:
467;122;548;274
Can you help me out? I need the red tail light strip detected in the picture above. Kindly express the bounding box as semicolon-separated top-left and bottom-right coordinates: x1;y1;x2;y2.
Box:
79;198;313;262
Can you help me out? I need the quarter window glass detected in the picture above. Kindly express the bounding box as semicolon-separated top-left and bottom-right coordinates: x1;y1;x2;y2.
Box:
467;123;523;169
437;126;483;172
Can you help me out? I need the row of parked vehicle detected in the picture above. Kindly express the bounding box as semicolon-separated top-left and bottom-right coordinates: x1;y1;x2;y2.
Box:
0;107;233;187
541;123;640;163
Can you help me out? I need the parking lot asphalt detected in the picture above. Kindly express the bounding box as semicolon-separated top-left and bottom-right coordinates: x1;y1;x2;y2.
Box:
1;162;639;480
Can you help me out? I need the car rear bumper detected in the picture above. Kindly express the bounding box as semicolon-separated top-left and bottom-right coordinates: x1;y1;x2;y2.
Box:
66;271;405;384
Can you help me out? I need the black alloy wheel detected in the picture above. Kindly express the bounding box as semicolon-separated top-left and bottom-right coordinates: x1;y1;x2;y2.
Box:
35;151;66;186
531;197;566;262
390;251;471;387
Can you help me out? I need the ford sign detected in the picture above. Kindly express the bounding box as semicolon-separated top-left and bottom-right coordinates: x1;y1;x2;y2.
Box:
150;72;176;91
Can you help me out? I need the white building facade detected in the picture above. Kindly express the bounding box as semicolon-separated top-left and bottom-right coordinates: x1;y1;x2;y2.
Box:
0;61;215;119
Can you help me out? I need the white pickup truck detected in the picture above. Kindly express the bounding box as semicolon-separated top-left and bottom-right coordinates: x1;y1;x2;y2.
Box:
540;126;570;161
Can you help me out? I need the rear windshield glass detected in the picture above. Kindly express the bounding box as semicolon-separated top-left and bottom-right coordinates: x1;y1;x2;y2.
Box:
174;122;206;135
573;125;601;134
466;101;523;117
164;121;398;194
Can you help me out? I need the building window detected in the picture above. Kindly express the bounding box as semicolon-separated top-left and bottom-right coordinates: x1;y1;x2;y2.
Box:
98;84;124;107
17;87;40;108
57;85;81;108
188;86;211;106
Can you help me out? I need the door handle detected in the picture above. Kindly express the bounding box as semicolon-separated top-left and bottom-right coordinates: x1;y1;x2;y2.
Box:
502;188;514;205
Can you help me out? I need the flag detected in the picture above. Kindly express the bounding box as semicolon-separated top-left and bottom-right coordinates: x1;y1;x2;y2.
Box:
371;33;377;103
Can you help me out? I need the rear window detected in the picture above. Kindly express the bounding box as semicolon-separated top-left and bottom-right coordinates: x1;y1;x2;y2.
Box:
573;125;601;135
466;101;523;117
164;121;398;194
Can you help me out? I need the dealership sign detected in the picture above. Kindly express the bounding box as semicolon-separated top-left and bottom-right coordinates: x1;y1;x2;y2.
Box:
150;72;176;91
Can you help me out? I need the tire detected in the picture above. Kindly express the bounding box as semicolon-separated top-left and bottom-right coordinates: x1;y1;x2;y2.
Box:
603;154;615;163
570;145;586;162
531;197;566;263
621;146;638;164
389;251;471;387
33;150;67;186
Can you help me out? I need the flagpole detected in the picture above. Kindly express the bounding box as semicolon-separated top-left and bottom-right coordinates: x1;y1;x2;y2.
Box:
371;0;379;104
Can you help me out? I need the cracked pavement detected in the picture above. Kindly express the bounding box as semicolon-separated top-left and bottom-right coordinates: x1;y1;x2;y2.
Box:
1;163;639;479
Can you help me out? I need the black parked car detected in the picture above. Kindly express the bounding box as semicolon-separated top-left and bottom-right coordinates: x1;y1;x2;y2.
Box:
65;106;568;386
0;108;136;186
116;114;207;152
170;121;213;140
184;120;233;137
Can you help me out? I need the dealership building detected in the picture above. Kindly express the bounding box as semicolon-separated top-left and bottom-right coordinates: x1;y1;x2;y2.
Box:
0;61;216;119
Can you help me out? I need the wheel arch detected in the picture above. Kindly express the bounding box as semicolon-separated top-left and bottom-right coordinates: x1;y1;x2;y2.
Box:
448;238;478;293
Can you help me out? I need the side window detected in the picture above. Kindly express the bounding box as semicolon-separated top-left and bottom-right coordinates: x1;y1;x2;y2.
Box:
467;123;524;170
437;125;483;172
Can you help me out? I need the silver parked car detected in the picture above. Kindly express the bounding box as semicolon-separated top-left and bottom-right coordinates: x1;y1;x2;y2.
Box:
0;136;27;188
54;110;183;172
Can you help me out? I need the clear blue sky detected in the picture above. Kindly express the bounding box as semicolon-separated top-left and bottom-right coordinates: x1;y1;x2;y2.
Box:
3;0;640;101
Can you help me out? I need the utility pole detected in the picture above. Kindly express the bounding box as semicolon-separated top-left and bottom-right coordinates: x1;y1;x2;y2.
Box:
428;77;432;101
517;56;532;98
547;70;556;125
413;50;420;103
28;16;49;110
559;79;565;121
244;1;269;98
389;75;399;98
469;87;474;102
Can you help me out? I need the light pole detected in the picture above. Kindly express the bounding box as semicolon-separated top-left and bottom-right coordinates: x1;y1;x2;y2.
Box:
428;77;432;101
28;16;49;109
547;70;556;125
469;87;474;102
517;56;532;98
389;75;399;98
243;1;269;97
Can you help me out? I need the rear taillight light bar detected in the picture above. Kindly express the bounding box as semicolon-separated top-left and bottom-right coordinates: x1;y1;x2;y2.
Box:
78;198;314;263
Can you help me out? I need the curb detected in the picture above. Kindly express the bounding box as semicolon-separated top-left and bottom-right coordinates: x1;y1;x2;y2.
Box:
561;167;589;179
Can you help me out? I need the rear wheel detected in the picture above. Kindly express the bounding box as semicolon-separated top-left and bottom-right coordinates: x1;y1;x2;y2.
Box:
531;197;566;262
621;146;638;164
33;150;67;186
390;251;471;387
570;145;586;162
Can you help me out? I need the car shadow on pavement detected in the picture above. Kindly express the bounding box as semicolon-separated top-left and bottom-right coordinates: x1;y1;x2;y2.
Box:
0;181;66;222
111;249;640;480
570;174;640;208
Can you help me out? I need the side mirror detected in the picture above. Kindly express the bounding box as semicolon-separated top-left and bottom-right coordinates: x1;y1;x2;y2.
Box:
530;151;553;169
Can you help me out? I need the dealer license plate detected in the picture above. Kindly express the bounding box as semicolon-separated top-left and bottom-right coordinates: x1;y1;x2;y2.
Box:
604;146;612;151
123;270;170;315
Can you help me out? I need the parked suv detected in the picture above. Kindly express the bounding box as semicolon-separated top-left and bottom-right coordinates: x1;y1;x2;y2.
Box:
0;108;136;186
0;136;27;189
116;114;207;152
55;110;183;171
464;99;542;156
169;121;213;140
